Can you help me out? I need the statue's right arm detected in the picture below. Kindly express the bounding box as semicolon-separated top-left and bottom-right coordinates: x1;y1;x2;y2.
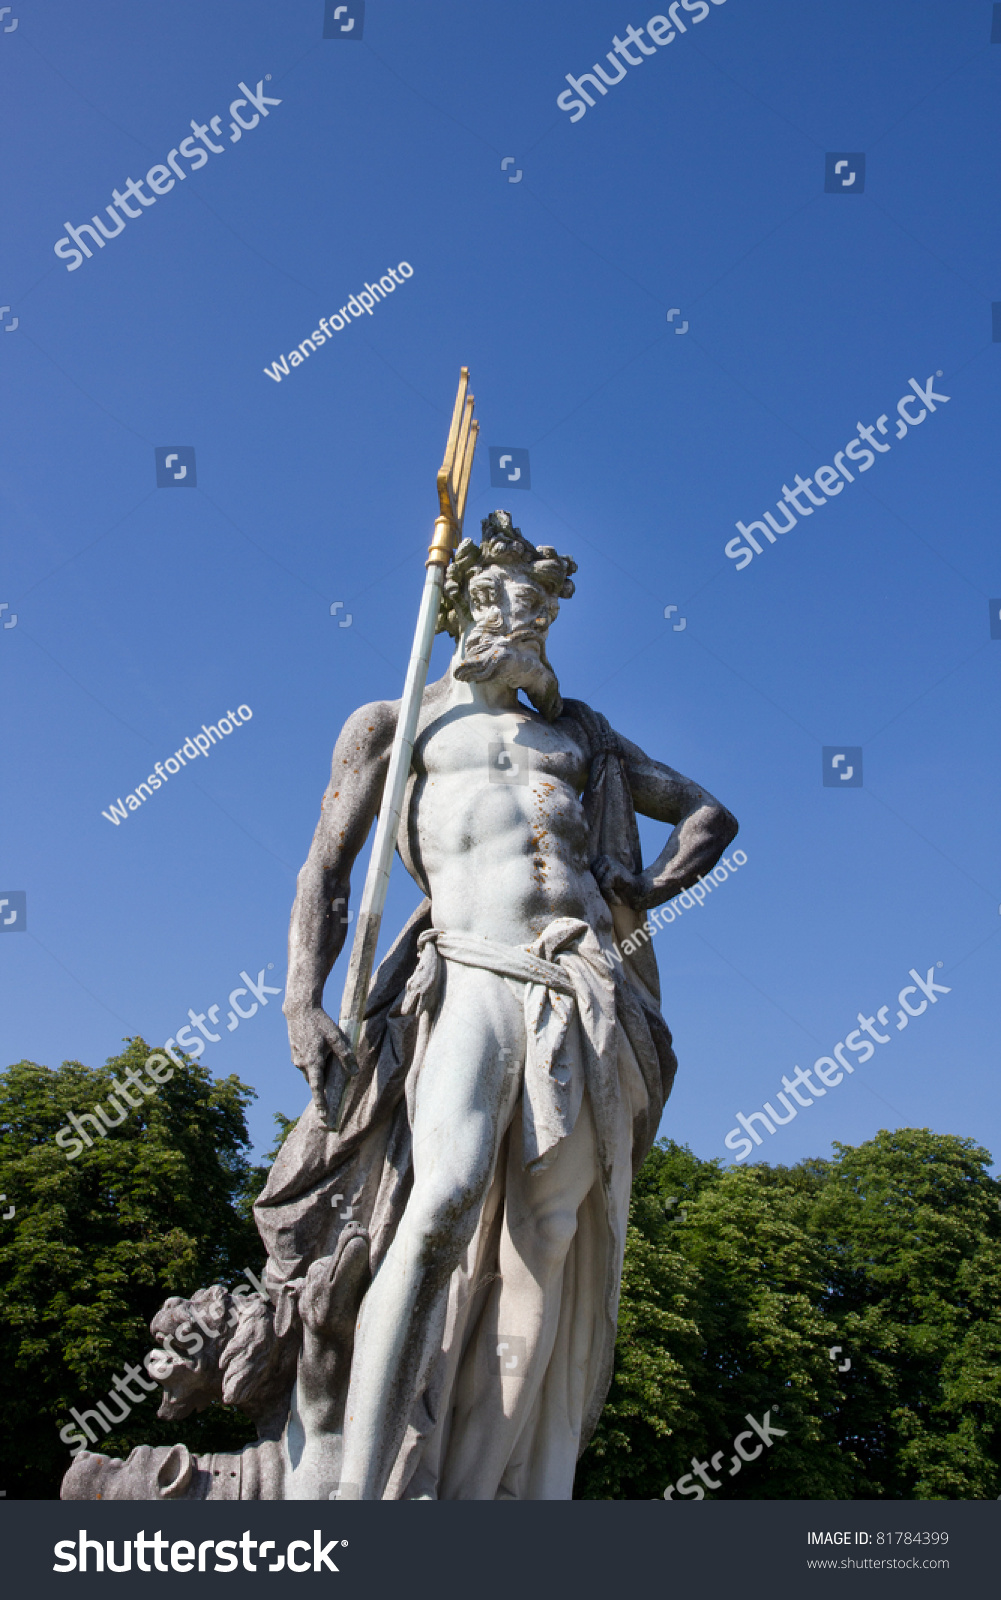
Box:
283;700;396;1124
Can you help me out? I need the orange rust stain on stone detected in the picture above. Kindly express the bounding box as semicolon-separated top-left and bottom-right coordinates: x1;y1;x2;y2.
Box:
529;818;550;888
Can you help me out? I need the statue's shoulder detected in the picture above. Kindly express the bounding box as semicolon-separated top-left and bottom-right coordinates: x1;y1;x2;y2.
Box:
337;677;451;756
334;697;399;762
559;698;619;762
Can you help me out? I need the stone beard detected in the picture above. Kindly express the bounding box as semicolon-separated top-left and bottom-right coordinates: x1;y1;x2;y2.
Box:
61;510;738;1503
453;621;563;722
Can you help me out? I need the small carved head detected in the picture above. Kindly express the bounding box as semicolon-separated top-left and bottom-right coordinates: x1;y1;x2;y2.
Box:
148;1285;232;1419
147;1283;297;1435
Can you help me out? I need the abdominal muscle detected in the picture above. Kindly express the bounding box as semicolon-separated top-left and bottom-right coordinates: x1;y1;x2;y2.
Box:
412;768;609;945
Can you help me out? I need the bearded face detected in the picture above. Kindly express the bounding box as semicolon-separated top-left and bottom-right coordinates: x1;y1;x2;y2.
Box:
453;566;563;720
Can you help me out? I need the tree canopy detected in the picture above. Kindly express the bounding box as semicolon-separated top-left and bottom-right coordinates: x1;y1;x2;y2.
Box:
0;1038;271;1498
575;1129;1001;1500
2;1039;996;1500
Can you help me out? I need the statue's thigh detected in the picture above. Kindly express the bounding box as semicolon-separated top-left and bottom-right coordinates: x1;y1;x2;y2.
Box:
503;1094;598;1264
409;963;525;1199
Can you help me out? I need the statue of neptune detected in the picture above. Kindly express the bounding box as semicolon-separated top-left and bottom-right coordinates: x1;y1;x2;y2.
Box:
61;509;737;1504
269;510;738;1500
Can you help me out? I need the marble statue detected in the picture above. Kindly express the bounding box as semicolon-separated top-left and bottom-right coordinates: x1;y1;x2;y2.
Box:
62;510;737;1502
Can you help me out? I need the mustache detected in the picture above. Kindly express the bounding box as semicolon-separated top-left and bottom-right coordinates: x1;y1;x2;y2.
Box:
456;624;544;674
462;623;541;653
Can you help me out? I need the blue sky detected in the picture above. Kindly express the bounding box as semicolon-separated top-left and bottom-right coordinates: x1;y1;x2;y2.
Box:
1;0;998;1168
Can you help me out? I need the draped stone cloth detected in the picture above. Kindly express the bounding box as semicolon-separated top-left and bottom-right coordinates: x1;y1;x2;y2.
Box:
254;699;678;1499
404;920;617;1171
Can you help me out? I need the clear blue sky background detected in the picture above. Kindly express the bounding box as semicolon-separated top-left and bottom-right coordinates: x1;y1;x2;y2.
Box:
1;0;998;1169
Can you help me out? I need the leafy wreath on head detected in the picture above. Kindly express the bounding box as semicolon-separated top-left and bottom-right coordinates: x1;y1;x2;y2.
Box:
438;510;577;640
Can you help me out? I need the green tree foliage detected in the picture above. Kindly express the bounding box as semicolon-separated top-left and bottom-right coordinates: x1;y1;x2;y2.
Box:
3;1038;997;1503
0;1039;269;1498
818;1128;1001;1500
576;1130;1001;1500
265;1111;300;1162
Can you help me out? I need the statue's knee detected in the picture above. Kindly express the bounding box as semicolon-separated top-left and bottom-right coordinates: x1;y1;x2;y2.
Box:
406;1192;477;1270
522;1205;579;1268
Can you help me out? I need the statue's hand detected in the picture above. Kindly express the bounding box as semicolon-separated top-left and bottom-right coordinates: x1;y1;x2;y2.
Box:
286;1006;358;1130
591;854;652;911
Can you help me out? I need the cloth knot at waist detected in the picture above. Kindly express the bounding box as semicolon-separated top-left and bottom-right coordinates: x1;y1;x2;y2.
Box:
403;919;617;1168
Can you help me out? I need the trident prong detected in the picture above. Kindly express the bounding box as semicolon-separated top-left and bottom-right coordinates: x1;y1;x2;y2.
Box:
429;370;479;567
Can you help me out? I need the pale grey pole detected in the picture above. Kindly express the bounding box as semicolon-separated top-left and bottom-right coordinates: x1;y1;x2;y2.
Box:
336;371;479;1081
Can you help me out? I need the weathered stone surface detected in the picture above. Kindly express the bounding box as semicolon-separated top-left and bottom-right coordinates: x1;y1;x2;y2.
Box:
62;511;736;1501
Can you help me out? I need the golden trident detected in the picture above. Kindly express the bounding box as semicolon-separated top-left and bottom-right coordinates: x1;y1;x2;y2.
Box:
337;370;479;1089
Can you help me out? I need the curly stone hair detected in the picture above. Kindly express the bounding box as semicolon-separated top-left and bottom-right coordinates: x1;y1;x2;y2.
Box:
437;510;577;640
148;1283;298;1439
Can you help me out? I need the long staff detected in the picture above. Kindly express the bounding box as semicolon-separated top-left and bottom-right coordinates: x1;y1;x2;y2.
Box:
337;369;479;1070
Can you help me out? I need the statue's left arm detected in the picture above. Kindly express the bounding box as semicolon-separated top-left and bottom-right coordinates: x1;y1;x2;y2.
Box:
591;731;738;912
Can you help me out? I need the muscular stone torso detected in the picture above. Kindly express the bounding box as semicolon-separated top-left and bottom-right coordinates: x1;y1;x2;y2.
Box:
403;699;613;947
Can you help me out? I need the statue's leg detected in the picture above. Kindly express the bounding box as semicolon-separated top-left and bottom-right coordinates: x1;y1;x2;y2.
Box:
438;1094;598;1500
338;962;523;1501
